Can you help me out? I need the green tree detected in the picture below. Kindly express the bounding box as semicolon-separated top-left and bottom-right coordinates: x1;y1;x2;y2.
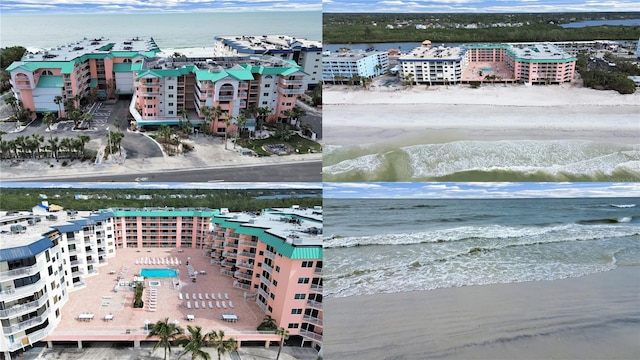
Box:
200;106;212;135
257;315;277;331
233;113;246;149
53;96;64;117
208;330;237;360
148;317;184;360
177;325;211;360
47;137;60;160
76;134;90;158
275;327;290;360
43;112;56;141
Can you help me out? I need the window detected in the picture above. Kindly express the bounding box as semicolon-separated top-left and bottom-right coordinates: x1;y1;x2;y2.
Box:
146;87;152;92
273;279;278;287
168;85;174;89
168;94;174;98
298;277;310;284
262;101;268;105
302;261;313;268
168;102;174;106
288;323;299;329
168;111;174;115
270;293;275;300
275;266;280;272
291;308;303;315
263;92;269;97
265;84;270;88
294;293;306;300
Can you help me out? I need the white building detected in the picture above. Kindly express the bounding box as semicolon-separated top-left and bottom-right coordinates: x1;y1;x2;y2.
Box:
212;35;322;89
399;44;468;84
322;50;389;83
0;210;115;359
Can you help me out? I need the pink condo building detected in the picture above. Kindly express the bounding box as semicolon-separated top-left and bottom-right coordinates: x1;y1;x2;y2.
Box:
208;206;323;350
0;205;322;360
6;37;160;117
132;56;307;134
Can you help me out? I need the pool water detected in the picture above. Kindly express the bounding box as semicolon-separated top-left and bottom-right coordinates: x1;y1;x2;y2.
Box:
140;268;177;278
481;67;493;72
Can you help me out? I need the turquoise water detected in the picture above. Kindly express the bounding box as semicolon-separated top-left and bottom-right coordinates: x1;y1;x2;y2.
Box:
140;268;177;278
481;67;493;72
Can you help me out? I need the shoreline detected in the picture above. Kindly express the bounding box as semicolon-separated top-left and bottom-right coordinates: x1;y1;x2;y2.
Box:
324;266;640;359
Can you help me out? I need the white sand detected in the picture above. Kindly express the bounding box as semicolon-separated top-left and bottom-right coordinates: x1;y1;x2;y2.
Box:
323;84;640;145
0;135;321;180
323;267;640;360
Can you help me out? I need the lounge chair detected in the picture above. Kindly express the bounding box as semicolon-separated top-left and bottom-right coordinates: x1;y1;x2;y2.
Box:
216;301;221;309
187;301;191;309
218;293;222;299
205;293;209;300
208;301;213;309
186;293;189;300
195;302;199;309
198;293;202;300
224;293;229;300
192;293;196;300
179;293;183;300
211;293;215;300
229;301;234;308
222;301;227;309
201;301;206;308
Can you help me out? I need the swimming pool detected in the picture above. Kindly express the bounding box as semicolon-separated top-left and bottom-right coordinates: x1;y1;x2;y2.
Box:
481;67;493;72
140;268;177;278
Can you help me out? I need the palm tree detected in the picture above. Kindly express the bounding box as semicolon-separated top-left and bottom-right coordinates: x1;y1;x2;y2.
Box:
233;113;246;149
212;106;223;133
292;106;306;128
53;95;63;117
111;131;125;157
177;325;211;360
208;330;236;360
179;108;189;123
60;137;73;159
30;133;44;159
147;318;184;360
82;112;94;129
275;327;290;360
158;125;172;154
0;130;7;143
256;106;271;132
47;137;60;160
43;112;56;141
200;106;212;135
4;95;20;119
223;117;231;150
0;140;10;160
76;135;90;158
257;315;277;331
283;109;296;126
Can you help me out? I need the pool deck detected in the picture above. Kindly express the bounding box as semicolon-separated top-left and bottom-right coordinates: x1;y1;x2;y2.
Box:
45;247;277;346
462;61;514;82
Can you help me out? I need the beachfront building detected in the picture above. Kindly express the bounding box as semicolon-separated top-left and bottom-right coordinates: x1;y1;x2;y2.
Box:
5;37;160;117
399;42;469;85
213;35;322;89
0;204;322;358
0;206;115;359
132;55;307;133
399;40;576;85
209;206;323;350
321;50;389;84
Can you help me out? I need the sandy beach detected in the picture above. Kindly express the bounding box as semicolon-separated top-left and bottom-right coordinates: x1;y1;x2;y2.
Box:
322;84;640;181
323;84;640;145
323;266;640;360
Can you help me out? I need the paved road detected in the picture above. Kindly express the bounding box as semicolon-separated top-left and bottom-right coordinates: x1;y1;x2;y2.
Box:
23;161;322;182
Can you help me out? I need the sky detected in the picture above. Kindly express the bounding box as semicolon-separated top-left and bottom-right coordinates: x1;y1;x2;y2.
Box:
0;0;320;14
323;0;640;13
324;182;640;199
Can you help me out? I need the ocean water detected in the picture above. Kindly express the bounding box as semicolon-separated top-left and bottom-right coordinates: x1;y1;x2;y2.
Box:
322;140;640;182
0;12;321;52
324;197;640;298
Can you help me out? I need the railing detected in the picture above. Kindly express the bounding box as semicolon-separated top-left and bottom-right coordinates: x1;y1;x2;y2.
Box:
302;315;323;327
0;281;46;299
225;243;238;249
259;274;271;287
310;284;322;292
306;300;322;309
261;263;273;274
233;281;251;290
234;271;252;280
238;240;258;247
299;329;323;343
6;324;53;352
0;296;47;318
257;286;269;299
0;261;44;281
236;261;253;270
237;251;255;259
69;259;84;266
218;95;235;101
222;251;237;258
277;87;305;95
256;299;267;311
221;269;234;277
2;306;50;335
279;78;305;86
264;250;276;260
314;267;322;275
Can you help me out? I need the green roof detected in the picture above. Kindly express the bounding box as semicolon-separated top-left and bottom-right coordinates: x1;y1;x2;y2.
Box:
113;63;133;72
90;78;98;88
36;75;64;88
131;62;144;71
108;51;143;58
226;69;254;81
211;216;322;260
136;67;193;80
7;61;75;74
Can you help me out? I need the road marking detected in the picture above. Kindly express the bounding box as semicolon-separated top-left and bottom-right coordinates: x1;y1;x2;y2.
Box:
134;177;149;182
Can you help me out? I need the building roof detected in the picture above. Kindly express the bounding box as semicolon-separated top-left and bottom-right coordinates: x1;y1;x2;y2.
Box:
107;208;218;217
399;45;467;62
323;50;388;62
0;237;54;262
214;35;322;55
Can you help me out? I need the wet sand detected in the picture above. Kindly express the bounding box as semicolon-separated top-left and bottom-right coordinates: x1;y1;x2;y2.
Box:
323;266;640;359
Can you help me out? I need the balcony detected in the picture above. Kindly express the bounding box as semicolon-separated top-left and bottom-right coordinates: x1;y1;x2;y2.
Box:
306;299;322;310
257;286;269;299
262;263;273;274
310;284;322;293
2;306;51;335
222;251;237;258
234;271;252;280
221;269;234;277
302;314;323;327
218;95;235;101
236;261;253;270
71;268;85;277
233;280;251;290
299;329;323;343
69;259;84;266
0;296;48;318
225;243;238;249
0;281;46;301
238;251;255;259
264;249;276;260
314;267;322;275
259;274;271;287
238;240;258;247
277;87;305;95
279;78;305;86
0;261;44;281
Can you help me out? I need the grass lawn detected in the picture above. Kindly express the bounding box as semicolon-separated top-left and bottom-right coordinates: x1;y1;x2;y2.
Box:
238;134;322;157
